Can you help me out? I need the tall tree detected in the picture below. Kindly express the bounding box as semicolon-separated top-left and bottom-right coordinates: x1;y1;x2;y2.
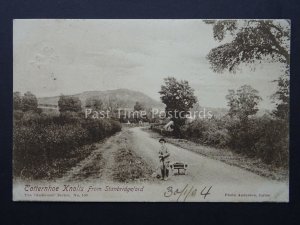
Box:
58;95;82;113
205;19;290;119
13;92;22;110
271;72;289;120
85;96;103;111
22;91;38;112
134;101;144;111
205;20;290;73
159;77;197;136
226;85;262;121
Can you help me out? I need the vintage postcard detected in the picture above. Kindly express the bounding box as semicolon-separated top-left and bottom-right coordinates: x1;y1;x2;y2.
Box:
13;19;289;202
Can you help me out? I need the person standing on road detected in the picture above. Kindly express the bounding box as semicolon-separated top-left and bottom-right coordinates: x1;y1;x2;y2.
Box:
158;138;170;181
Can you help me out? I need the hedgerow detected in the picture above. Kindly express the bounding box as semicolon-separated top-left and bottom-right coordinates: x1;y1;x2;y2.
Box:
153;115;288;168
13;111;121;179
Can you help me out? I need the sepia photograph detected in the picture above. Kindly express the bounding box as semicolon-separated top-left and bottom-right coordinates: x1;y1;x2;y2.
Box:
13;19;289;202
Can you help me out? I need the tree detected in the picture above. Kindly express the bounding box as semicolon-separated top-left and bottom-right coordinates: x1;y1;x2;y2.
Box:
159;77;197;136
205;19;290;120
85;96;103;111
13;92;22;110
104;96;125;111
134;101;144;111
58;95;82;113
22;91;38;112
226;85;262;121
205;20;290;73
272;72;289;120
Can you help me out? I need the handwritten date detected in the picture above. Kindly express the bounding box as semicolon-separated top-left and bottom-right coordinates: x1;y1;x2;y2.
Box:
164;184;212;202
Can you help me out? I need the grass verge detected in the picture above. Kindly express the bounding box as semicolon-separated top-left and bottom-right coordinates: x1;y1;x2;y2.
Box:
144;128;288;182
112;131;154;183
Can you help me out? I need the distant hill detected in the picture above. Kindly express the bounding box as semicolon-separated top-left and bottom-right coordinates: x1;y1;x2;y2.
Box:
38;89;271;116
38;89;165;109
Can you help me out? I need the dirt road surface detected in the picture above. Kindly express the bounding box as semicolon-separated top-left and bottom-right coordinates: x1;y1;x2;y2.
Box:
60;127;287;187
130;127;287;186
14;127;288;202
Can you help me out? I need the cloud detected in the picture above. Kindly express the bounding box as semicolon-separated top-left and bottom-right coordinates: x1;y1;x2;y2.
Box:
13;19;286;109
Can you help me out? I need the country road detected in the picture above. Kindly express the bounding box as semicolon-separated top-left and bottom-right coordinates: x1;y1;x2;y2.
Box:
60;126;287;187
13;127;289;202
130;127;286;186
129;127;288;202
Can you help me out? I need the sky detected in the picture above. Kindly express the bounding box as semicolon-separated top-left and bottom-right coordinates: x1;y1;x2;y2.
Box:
13;19;287;109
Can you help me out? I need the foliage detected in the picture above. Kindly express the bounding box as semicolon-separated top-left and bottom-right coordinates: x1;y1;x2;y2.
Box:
58;95;82;113
22;91;38;111
14;91;39;112
253;116;288;166
13;92;22;110
226;114;288;167
272;72;289;120
202;127;230;148
155;114;288;167
159;77;197;136
85;96;103;110
206;20;290;73
134;101;144;111
226;85;262;121
205;19;290;121
13;111;121;179
226;117;260;153
105;96;126;111
180;118;230;148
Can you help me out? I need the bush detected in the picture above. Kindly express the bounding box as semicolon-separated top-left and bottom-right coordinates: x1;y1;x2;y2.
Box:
202;128;230;148
182;119;209;140
159;115;288;168
226;118;261;154
225;115;288;167
253;117;288;167
13;111;122;179
13;110;24;121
